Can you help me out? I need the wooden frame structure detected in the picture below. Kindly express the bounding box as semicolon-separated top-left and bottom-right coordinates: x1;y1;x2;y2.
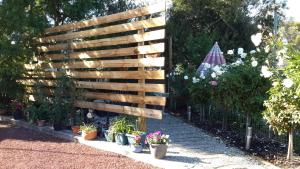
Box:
23;3;167;127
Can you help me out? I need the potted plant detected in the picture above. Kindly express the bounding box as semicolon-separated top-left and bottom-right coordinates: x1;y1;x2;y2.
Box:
11;100;24;120
103;126;115;142
71;109;84;134
50;73;77;131
110;117;134;145
126;130;147;147
130;135;143;153
80;123;97;140
146;131;170;159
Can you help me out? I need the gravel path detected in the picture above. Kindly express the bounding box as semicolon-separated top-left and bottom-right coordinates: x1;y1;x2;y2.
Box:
146;113;280;169
0;121;157;169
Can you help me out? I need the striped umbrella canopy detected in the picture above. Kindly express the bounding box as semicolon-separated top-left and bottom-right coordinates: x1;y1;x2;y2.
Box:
196;42;226;76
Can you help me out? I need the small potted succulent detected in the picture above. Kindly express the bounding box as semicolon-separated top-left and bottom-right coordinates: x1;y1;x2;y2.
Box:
80;123;97;140
146;131;170;159
130;134;143;153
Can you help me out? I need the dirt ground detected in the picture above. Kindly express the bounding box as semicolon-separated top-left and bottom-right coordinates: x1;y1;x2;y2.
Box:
0;121;157;169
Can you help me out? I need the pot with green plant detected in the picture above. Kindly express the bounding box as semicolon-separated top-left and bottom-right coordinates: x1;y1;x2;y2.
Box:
50;73;77;131
110;117;134;145
146;131;170;159
80;123;97;140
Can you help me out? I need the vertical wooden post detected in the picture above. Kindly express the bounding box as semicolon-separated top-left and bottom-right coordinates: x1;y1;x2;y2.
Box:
138;29;147;132
168;36;173;109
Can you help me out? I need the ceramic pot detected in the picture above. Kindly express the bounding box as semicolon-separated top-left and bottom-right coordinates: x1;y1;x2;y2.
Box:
103;130;115;142
82;130;97;140
130;144;143;153
149;144;168;159
126;133;146;147
12;111;22;120
37;120;46;127
71;125;80;134
115;133;128;145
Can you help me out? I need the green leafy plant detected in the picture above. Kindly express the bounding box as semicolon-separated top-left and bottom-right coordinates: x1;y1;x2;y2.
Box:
80;123;97;133
50;73;77;126
110;117;134;134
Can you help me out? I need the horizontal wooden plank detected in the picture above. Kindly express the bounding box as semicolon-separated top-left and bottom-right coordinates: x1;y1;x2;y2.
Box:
84;92;166;106
40;57;165;69
39;29;165;52
74;100;162;119
45;3;166;34
27;70;165;79
20;80;165;93
44;43;165;60
25;86;165;106
39;17;165;43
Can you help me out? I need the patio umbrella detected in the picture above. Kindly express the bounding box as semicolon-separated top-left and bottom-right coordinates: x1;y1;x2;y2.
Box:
196;42;226;77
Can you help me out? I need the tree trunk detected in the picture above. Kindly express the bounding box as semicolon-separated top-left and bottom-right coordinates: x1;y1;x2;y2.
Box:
287;128;294;161
245;112;250;134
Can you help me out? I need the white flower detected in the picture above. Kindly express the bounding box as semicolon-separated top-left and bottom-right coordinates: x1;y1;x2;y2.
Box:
277;57;284;67
166;74;169;78
272;82;279;86
240;53;247;58
250;50;256;54
200;74;206;79
251;33;262;46
184;75;188;80
192;77;200;83
257;24;262;29
264;45;270;53
283;78;293;88
213;65;225;76
227;50;234;55
251;60;258;67
11;41;16;45
204;63;211;69
269;32;273;37
237;48;244;55
260;66;273;78
256;48;261;52
211;72;217;78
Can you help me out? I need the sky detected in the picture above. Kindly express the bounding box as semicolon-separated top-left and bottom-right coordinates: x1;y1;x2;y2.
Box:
286;0;300;21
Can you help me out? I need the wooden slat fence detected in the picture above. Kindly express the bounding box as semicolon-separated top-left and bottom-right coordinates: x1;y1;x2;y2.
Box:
23;3;166;120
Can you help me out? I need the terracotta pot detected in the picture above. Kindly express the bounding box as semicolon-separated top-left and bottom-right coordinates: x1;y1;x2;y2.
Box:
82;130;97;140
37;120;46;127
149;144;168;159
71;126;80;134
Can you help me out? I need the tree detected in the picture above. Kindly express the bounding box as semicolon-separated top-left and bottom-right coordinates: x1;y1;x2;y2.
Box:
264;46;300;161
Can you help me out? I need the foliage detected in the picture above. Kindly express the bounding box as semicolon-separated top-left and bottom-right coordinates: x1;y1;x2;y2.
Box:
0;0;48;105
80;123;97;133
50;73;78;125
109;117;134;134
146;131;170;145
263;46;300;135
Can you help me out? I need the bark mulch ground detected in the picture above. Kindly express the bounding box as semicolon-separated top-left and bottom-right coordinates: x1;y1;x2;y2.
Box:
0;121;158;169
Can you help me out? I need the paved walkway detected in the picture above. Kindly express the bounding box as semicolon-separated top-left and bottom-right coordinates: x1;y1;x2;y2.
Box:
146;113;279;169
0;114;280;169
